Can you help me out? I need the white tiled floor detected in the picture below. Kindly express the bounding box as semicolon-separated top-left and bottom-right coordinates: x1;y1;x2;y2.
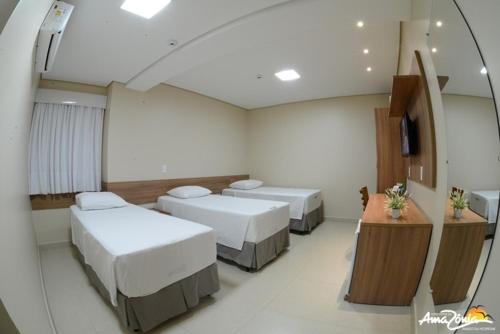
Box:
40;221;411;334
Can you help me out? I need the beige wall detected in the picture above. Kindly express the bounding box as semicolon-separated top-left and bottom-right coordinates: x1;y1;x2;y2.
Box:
0;0;55;333
443;95;500;191
103;83;249;182
34;93;386;245
398;0;432;75
32;209;71;246
248;95;386;220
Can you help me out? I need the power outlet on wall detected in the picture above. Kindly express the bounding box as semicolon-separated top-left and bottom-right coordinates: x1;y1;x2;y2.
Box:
161;164;167;173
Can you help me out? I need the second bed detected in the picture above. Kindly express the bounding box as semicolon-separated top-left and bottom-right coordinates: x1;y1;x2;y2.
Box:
222;185;324;232
156;194;290;271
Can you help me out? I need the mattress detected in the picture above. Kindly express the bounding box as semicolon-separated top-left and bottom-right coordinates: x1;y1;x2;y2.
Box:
156;195;289;250
222;187;322;220
470;191;499;224
70;204;216;306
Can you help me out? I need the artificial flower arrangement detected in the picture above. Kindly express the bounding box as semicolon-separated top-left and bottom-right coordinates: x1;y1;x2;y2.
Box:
450;189;468;219
385;187;410;219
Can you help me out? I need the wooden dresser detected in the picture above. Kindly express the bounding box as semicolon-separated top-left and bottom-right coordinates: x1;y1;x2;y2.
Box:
345;194;432;305
430;201;487;305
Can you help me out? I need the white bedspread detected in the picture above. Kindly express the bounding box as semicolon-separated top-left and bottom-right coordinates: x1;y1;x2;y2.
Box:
470;190;499;224
70;204;216;306
156;195;289;250
222;187;322;220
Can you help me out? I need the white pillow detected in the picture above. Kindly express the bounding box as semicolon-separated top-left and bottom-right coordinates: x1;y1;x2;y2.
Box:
167;186;212;199
229;179;263;190
76;192;127;211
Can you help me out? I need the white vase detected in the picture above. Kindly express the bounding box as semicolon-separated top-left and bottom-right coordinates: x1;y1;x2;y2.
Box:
392;209;401;219
454;208;463;219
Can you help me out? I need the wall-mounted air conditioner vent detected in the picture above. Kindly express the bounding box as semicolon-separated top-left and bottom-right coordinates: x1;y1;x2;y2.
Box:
35;1;74;73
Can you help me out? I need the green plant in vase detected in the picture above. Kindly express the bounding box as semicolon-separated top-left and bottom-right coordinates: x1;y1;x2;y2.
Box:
450;189;468;219
385;188;410;219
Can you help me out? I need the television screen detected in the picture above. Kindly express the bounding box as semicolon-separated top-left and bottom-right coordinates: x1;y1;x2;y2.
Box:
400;112;418;156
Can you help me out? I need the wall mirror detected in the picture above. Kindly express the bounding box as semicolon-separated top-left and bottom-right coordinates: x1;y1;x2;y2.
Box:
427;0;500;327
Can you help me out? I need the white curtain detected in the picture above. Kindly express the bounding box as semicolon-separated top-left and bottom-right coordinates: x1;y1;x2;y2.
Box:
29;102;104;195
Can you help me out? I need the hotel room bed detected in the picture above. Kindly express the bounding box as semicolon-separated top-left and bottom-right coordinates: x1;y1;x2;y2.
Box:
222;187;324;232
470;190;499;236
71;203;219;332
156;194;290;271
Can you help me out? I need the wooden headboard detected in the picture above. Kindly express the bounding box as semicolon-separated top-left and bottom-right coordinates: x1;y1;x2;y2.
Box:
102;174;249;204
31;174;249;210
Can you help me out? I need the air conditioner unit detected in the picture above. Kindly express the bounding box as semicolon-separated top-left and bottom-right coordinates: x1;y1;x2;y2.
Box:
35;1;74;73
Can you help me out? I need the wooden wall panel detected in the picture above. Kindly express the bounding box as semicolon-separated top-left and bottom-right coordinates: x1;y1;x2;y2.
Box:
30;193;77;210
375;108;409;193
407;51;437;188
31;174;249;210
103;174;249;204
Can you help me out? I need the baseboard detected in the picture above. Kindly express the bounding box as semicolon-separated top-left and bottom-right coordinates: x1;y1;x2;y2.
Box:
324;216;358;223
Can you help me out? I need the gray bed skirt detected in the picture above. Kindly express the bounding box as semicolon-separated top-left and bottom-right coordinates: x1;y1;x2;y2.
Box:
289;202;324;233
216;227;290;271
74;247;219;333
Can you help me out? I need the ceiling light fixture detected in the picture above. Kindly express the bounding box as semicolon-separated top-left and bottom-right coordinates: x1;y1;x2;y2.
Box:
431;47;437;53
121;0;172;19
436;20;443;27
62;101;76;104
275;69;301;81
357;21;364;28
481;66;488;75
363;48;369;54
366;66;372;72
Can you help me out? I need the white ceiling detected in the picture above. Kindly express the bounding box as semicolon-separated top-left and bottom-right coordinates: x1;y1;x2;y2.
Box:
44;0;411;109
428;0;492;98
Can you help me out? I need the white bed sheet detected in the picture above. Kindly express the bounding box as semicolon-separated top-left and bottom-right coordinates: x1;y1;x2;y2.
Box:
156;195;289;250
470;190;499;224
222;187;322;220
70;204;216;306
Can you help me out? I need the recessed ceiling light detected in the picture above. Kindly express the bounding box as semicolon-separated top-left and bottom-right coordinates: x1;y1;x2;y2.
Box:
366;66;372;72
363;48;370;54
481;66;488;75
357;21;364;28
62;101;76;104
431;47;437;53
121;0;172;19
275;69;301;81
436;20;443;27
